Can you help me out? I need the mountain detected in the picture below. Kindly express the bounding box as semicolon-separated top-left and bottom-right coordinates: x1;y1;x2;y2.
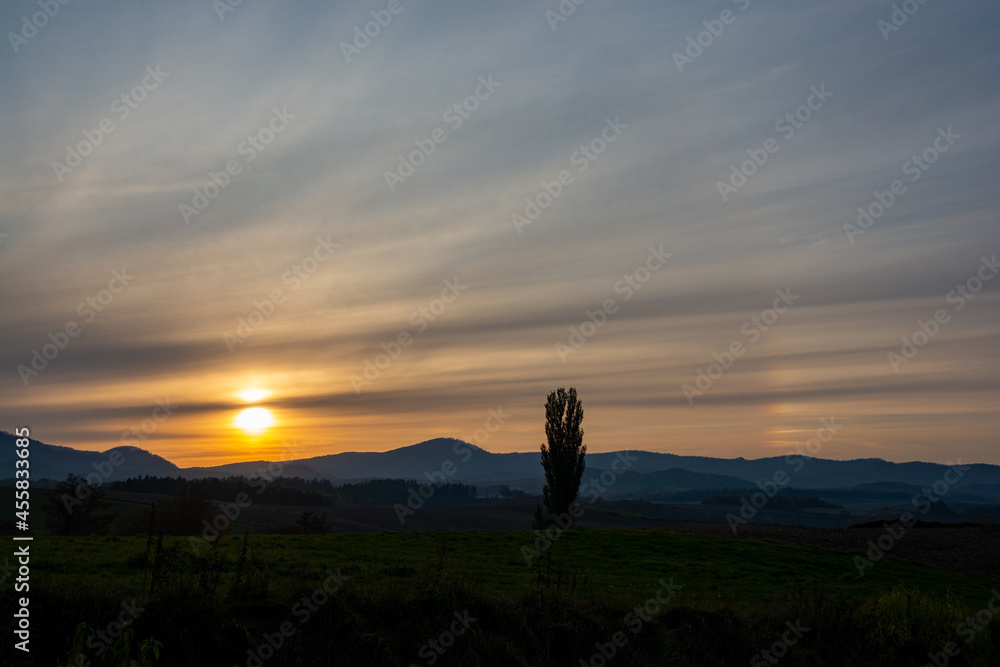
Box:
596;468;754;496
4;433;1000;498
0;431;180;483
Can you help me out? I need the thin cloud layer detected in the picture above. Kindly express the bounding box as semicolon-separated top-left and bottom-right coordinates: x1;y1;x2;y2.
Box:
1;1;998;466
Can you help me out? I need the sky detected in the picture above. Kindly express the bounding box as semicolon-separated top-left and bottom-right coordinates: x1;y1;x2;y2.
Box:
1;1;998;468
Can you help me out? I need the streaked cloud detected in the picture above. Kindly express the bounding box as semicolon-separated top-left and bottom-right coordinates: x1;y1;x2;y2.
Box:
1;0;998;466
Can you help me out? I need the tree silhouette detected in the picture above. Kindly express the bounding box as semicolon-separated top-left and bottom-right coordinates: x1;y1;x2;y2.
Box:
296;511;329;534
161;485;214;535
44;474;112;535
536;387;586;528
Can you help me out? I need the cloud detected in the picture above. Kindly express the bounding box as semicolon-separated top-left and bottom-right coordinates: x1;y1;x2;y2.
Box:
2;0;999;465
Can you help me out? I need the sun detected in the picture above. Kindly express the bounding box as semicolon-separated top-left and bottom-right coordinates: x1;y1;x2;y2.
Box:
235;407;275;434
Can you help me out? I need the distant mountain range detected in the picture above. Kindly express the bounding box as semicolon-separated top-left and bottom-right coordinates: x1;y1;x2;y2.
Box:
3;432;1000;498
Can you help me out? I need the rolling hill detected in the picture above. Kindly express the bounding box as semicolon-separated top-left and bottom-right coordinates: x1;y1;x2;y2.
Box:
3;432;1000;499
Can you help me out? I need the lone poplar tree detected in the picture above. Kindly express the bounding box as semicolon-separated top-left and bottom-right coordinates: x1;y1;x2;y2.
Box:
536;387;586;528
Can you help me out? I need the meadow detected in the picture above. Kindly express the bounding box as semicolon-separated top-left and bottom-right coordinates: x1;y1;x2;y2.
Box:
4;528;998;666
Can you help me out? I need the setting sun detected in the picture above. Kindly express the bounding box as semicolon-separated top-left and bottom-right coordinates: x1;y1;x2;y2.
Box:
234;407;275;434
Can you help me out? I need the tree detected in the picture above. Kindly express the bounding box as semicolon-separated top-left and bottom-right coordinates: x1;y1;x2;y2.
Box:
296;511;329;534
159;485;214;535
536;387;587;528
44;474;113;535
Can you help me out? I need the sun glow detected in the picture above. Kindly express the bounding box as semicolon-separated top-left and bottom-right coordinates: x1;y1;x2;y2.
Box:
238;388;271;402
235;407;275;434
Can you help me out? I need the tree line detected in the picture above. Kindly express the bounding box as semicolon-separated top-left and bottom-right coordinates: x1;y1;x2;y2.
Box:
107;475;332;506
106;475;478;508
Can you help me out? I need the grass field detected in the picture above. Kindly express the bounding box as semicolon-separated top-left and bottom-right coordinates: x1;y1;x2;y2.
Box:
5;528;999;666
28;530;998;610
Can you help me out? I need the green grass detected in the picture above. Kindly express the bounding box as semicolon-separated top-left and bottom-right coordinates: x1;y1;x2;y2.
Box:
31;530;995;610
6;529;999;666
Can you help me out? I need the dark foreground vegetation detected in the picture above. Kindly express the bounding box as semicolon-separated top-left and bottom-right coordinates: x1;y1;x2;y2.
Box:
3;529;998;667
